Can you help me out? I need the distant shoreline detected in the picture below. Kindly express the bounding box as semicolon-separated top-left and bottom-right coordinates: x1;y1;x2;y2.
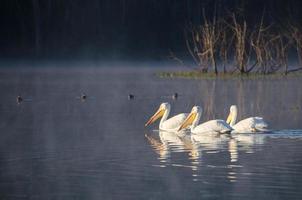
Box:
157;71;302;80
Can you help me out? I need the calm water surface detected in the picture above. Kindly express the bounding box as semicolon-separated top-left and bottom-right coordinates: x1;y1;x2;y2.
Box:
0;66;301;199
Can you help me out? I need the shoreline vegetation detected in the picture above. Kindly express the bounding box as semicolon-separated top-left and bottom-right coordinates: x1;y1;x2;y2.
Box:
157;71;302;80
168;10;302;77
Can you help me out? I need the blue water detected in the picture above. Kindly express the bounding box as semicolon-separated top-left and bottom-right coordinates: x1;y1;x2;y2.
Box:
0;66;301;199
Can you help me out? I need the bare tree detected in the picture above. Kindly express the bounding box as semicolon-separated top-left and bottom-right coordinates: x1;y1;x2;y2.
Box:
219;29;228;73
289;25;302;66
184;9;302;75
230;13;248;73
249;11;271;73
185;14;221;74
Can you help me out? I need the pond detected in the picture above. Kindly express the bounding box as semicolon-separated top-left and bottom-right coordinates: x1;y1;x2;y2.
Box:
0;66;301;199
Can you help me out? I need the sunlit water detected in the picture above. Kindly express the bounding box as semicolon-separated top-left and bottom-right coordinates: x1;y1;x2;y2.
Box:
0;66;301;199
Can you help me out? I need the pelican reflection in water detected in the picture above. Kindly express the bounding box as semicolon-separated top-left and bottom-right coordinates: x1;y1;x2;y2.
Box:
189;133;266;182
145;131;193;166
146;130;267;182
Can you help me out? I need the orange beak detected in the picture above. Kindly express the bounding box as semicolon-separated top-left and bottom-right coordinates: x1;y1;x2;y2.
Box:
178;112;196;131
145;108;165;126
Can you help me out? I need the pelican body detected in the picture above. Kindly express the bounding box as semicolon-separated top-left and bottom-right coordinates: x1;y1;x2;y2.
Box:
145;103;189;132
226;105;268;133
179;106;232;134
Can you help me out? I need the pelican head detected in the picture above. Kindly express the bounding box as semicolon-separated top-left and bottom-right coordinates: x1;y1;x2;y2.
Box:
178;106;202;131
226;105;238;126
145;102;170;126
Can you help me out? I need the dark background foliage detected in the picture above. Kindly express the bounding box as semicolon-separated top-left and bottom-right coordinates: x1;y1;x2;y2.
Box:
1;0;301;60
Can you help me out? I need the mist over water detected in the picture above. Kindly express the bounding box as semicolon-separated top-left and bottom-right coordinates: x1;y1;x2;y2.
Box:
2;0;302;198
0;63;301;199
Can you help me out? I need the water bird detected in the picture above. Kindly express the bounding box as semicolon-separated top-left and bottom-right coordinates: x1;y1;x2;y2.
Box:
16;95;23;104
128;94;134;100
172;93;178;100
178;106;232;134
81;93;87;101
145;102;189;132
226;105;268;133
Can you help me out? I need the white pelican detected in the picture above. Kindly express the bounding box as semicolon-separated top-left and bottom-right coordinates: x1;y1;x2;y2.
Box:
226;105;268;133
145;102;189;132
178;106;232;134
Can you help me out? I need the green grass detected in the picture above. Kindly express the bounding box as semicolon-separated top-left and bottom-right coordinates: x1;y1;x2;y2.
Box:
157;71;302;80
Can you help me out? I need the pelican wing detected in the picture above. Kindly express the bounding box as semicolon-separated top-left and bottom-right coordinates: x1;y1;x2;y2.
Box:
253;117;268;130
192;119;232;134
160;113;189;130
232;117;268;133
